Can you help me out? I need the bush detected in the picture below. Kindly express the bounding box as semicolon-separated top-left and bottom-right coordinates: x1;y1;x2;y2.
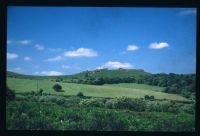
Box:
179;104;195;114
6;101;195;131
6;86;15;101
77;92;84;97
56;97;66;105
144;95;150;100
30;91;36;95
79;98;106;108
144;95;154;100
113;97;146;112
146;101;173;112
52;84;62;92
55;79;60;82
149;95;155;100
105;99;115;109
38;89;44;95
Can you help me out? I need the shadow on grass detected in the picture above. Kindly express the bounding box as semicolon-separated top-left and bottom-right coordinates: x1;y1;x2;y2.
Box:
55;90;65;92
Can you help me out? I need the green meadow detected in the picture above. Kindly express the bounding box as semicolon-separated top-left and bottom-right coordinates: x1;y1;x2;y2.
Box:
7;77;188;101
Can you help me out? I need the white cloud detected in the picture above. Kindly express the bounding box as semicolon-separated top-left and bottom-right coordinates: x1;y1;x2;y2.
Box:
101;61;133;69
178;9;196;16
14;67;22;71
34;72;39;75
18;40;32;45
149;42;169;49
24;56;32;61
96;66;104;70
48;48;63;52
7;40;32;45
7;53;18;60
127;45;139;51
34;71;63;76
46;56;63;62
61;65;70;69
8;67;22;72
64;48;98;57
35;44;45;51
7;40;12;44
41;71;63;76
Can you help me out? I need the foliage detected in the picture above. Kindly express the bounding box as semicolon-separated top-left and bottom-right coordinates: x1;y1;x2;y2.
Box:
6;86;15;101
77;92;84;97
145;95;155;100
6;100;195;131
113;97;146;112
79;98;106;108
52;84;62;92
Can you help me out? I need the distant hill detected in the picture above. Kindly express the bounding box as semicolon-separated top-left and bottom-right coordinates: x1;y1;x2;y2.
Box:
65;68;151;79
7;71;34;78
7;69;151;80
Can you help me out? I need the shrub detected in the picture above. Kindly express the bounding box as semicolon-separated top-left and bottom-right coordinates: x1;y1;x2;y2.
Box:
144;95;154;100
79;98;106;107
30;91;36;95
15;94;29;101
6;86;15;101
179;104;195;114
38;89;43;95
113;97;146;112
55;79;60;82
56;97;66;105
149;95;155;100
52;84;62;92
105;99;115;109
146;101;173;112
77;92;84;97
144;95;150;100
6;101;195;131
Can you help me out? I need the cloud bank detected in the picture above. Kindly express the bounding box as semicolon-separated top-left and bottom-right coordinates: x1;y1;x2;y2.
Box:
178;9;196;16
7;40;32;45
127;45;139;51
100;61;133;69
34;71;63;76
149;42;169;49
61;65;70;69
46;56;63;62
18;40;32;45
35;44;45;51
24;56;32;61
7;53;18;60
64;48;98;57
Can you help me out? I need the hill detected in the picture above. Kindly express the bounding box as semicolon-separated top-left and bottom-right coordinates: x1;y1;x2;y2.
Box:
7;69;151;80
66;68;151;78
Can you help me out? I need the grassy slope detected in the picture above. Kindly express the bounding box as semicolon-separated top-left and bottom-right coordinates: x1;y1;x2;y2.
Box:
105;83;165;92
66;69;151;79
7;77;188;101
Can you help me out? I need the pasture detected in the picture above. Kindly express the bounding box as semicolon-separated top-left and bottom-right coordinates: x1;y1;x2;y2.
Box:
7;77;189;101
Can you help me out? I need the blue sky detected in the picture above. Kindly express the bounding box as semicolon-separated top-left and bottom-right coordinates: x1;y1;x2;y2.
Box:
7;7;196;75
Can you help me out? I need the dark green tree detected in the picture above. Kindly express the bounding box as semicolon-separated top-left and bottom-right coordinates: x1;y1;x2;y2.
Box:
53;84;62;92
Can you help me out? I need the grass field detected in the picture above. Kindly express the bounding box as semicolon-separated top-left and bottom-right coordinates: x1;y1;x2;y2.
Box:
7;77;189;101
105;83;165;92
